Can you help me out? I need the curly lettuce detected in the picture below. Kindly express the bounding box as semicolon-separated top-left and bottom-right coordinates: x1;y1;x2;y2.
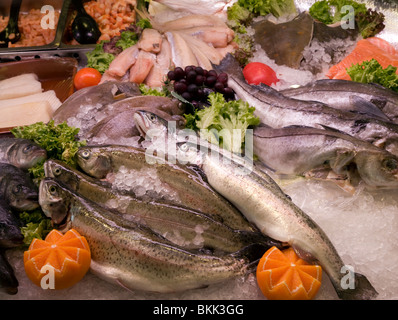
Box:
347;59;398;93
86;41;116;74
185;92;260;153
236;0;297;18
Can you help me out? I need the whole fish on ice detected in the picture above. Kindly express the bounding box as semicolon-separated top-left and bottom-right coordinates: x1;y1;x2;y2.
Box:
214;54;398;157
39;178;267;293
176;139;378;300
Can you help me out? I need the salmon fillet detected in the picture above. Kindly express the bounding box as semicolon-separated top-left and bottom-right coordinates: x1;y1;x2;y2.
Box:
326;37;398;80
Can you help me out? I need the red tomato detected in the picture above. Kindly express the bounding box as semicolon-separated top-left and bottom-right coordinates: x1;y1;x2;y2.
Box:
74;68;102;90
242;62;279;86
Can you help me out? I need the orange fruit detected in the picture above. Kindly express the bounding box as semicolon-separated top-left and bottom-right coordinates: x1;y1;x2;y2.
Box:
256;246;322;300
23;229;91;290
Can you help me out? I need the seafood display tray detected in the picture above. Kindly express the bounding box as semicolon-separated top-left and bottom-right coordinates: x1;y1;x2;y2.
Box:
0;0;95;63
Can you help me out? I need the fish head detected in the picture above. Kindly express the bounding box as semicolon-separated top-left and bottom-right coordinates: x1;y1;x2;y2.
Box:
9;139;47;169
76;147;112;179
176;141;204;165
39;178;71;227
355;150;398;188
6;179;39;212
134;110;169;139
44;159;80;191
0;201;23;248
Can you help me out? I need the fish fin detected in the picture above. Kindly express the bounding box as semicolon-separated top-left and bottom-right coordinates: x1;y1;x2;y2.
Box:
348;95;390;121
304;167;356;194
335;272;378;300
317;124;349;135
116;278;136;294
369;97;387;110
330;149;355;174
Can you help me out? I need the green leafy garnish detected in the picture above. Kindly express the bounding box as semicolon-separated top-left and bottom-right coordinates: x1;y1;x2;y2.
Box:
86;41;115;74
347;59;398;93
236;0;297;18
185;92;260;153
308;0;385;38
116;30;140;51
19;209;52;246
309;0;367;24
136;18;152;29
11;120;86;182
139;83;169;96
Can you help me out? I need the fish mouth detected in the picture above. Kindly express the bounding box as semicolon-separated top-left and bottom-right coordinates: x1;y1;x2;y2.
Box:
53;213;72;233
134;112;148;138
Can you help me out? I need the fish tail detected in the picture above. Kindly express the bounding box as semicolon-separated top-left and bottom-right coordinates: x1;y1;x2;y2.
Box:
335;272;378;300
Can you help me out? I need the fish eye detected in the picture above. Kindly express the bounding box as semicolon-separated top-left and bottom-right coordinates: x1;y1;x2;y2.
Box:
80;150;91;159
383;158;398;171
13;185;22;194
149;114;156;121
49;185;58;194
54;167;62;176
23;145;33;153
179;143;188;152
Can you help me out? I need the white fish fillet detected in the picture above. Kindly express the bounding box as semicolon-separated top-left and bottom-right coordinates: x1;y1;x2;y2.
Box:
138;28;163;53
180;33;223;65
129;50;156;84
145;38;173;88
156;14;229;32
107;44;139;77
153;0;237;16
0;73;43;100
0;101;52;128
165;32;198;68
180;26;234;48
0;90;61;113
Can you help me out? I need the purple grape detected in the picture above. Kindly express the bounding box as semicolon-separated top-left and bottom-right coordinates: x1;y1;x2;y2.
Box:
205;76;217;87
217;73;228;85
167;71;176;81
214;82;224;93
181;92;192;101
185;65;195;73
207;70;217;77
187;84;198;95
174;81;187;94
195;75;205;86
186;70;197;83
174;67;185;80
195;66;204;75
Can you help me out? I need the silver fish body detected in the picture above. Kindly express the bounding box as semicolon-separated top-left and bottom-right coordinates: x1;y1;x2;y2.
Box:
253;125;398;189
44;159;279;253
39;178;265;293
214;54;398;157
0;138;47;170
76;144;254;231
176;141;378;300
280;79;398;123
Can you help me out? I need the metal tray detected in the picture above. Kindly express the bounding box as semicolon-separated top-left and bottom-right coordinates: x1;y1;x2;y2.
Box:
0;0;71;53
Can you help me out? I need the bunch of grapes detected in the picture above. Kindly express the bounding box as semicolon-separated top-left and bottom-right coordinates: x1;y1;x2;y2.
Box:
167;66;235;108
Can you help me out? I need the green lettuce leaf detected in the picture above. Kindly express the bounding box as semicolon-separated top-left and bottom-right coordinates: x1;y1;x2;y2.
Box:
347;59;398;93
185;93;260;153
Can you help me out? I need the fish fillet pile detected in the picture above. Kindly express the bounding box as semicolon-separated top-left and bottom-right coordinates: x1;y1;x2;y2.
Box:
327;37;398;80
101;14;237;88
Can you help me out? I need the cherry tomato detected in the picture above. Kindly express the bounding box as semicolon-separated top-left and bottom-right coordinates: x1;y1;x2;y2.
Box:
242;62;279;86
74;67;102;90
